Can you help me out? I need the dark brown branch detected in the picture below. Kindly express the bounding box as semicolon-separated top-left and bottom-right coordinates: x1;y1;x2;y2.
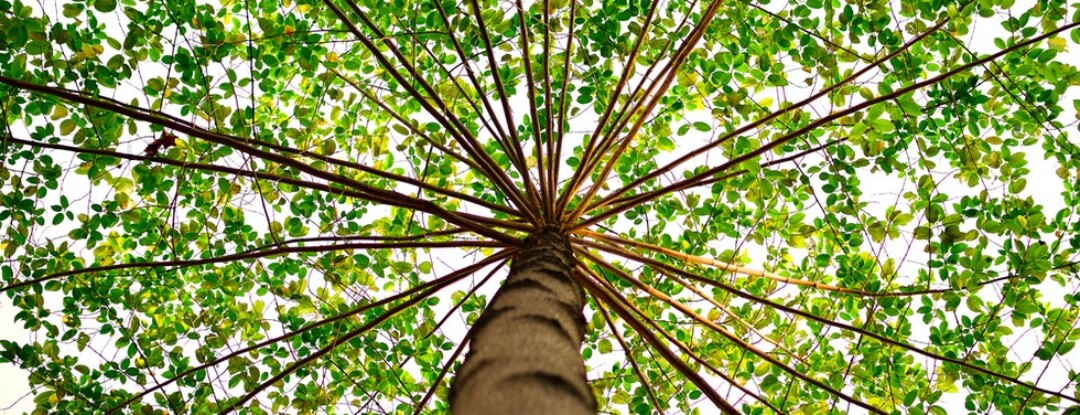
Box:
2;236;500;293
217;261;484;413
329;69;488;175
410;6;542;212
466;0;533;191
555;0;661;215
322;0;540;223
343;0;541;216
250;228;466;247
511;0;551;221
430;1;511;144
586;239;1080;404
557;0;665;220
404;260;510;414
580;260;781;413
0;134;528;239
251;95;520;217
563;0;726;227
576;246;881;414
578;229;1013;298
541;0;556;220
0;76;517;243
428;0;534;190
552;0;578;215
594;297;670;415
104;249;515;414
412;328;469;414
572;20;1080;230
572;264;740;415
579;16;952;217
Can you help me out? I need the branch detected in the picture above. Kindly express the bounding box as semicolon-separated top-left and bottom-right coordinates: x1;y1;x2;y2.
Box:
0;76;518;243
321;0;540;223
466;0;533;192
578;262;786;413
573;19;1080;229
102;249;515;414
576;15;952;217
561;0;725;227
512;0;551;219
411;330;469;415
408;256;508;413
426;1;534;190
573;264;741;415
576;246;881;414
589;239;1080;404
2;236;500;293
554;0;660;214
552;0;578;213
594;297;670;415
541;0;556;220
578;229;1001;297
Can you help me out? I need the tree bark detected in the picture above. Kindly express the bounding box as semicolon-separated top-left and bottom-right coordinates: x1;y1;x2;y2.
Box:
450;227;596;415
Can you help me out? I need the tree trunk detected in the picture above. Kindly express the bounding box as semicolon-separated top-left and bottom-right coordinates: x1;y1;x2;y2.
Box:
450;227;596;415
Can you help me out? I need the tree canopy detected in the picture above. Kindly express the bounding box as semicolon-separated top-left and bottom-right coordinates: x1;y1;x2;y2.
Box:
3;0;1080;413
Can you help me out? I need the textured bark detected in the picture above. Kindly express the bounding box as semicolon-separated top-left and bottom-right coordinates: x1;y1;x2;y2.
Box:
450;227;596;415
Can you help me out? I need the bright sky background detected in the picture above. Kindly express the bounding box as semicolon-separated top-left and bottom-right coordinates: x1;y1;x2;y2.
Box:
3;0;1080;413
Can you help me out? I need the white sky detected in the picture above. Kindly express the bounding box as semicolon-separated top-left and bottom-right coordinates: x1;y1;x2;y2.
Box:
3;0;1080;414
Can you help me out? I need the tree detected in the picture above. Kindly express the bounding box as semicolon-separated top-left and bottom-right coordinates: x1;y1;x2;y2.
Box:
2;0;1080;413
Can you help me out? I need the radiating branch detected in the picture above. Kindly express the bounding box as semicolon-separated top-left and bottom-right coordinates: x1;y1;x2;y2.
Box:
0;76;519;243
577;16;952;217
575;247;883;414
573;264;741;415
578;229;1004;297
403;257;508;412
329;70;487;173
562;0;724;227
0;133;527;245
2;237;501;293
103;249;515;414
578;262;786;414
571;19;1080;230
593;297;669;415
322;0;541;223
541;0;556;221
511;0;551;220
591;239;1080;404
552;0;578;212
465;0;534;192
554;0;658;216
218;278;450;413
428;0;534;192
412;330;468;414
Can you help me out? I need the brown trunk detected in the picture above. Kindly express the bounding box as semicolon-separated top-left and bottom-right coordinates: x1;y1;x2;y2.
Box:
450;227;596;415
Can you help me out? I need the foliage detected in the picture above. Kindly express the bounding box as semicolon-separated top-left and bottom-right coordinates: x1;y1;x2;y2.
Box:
2;0;1080;413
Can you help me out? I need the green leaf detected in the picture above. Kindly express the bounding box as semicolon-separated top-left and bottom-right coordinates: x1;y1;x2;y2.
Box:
24;40;50;55
2;2;1078;414
657;136;675;151
1009;178;1027;194
59;119;76;135
93;0;117;12
5;24;28;48
1048;36;1067;51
